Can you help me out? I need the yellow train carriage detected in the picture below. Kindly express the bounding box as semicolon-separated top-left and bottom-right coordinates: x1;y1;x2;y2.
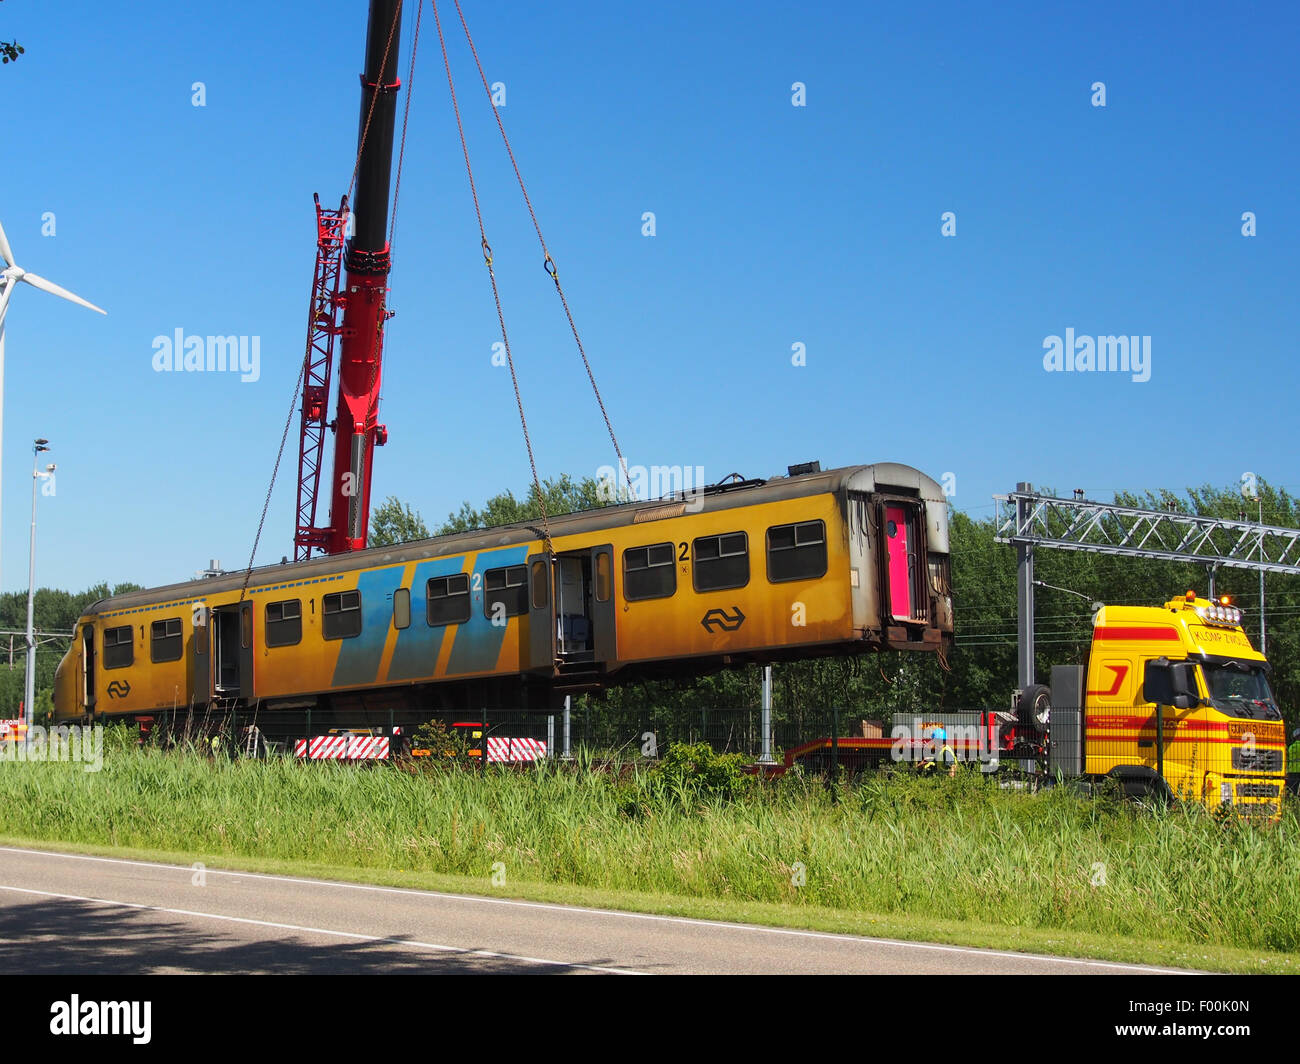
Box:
53;462;952;727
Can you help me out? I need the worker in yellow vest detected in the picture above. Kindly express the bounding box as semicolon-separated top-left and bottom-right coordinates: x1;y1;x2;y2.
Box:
920;726;958;778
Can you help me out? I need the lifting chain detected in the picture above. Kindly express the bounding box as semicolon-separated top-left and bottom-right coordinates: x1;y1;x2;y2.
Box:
451;0;633;498
432;0;554;555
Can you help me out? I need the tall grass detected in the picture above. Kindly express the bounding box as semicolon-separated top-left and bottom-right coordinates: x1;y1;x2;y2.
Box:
2;736;1297;954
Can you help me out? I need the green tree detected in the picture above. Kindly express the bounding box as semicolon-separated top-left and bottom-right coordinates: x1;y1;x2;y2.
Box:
2;1;23;64
437;474;614;534
369;496;430;547
0;582;142;717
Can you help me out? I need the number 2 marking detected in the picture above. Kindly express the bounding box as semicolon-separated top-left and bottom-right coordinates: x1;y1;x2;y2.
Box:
678;542;689;562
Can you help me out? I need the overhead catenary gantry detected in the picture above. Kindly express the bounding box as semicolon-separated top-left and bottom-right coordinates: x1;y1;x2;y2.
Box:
993;484;1300;690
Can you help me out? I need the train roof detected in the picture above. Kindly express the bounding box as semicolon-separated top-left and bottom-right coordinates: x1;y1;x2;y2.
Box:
84;461;947;614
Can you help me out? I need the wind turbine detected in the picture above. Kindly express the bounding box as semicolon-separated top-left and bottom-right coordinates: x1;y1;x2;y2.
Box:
0;218;105;605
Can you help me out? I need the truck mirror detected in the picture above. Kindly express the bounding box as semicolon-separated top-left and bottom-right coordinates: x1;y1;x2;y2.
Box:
1170;662;1200;709
1143;658;1199;709
1142;659;1174;705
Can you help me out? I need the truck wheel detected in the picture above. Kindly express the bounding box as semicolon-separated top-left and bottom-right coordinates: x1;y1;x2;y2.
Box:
1017;684;1051;729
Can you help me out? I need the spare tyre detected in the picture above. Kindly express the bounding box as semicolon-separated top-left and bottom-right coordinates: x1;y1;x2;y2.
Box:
1017;683;1051;729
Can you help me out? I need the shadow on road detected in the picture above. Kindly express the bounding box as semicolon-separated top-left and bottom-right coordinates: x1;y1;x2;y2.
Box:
0;897;601;974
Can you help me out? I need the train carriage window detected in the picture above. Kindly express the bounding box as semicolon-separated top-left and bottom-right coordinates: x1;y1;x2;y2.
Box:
767;520;828;582
623;542;676;601
149;617;184;663
531;560;549;609
103;625;134;670
265;599;302;647
427;574;471;627
595;550;611;603
484;565;528;619
692;532;749;592
393;588;411;630
322;590;363;640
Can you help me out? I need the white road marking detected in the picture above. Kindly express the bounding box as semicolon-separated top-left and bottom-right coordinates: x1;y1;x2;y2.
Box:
0;881;643;975
0;844;1192;973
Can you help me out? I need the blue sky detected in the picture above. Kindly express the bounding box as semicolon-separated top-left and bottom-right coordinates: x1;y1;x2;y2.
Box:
2;0;1297;593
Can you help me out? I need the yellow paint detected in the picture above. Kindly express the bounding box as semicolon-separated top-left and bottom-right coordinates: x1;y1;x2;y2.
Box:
1083;596;1283;819
53;485;946;722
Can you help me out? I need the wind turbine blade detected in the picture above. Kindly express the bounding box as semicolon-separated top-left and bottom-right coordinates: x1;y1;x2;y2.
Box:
20;271;106;315
0;219;12;268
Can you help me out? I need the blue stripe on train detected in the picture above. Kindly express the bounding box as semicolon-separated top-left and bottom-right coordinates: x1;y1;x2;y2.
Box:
445;545;530;676
331;566;405;688
386;556;467;682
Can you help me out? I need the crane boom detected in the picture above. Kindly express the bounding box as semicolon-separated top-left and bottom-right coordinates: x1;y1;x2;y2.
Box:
295;0;403;559
329;0;403;554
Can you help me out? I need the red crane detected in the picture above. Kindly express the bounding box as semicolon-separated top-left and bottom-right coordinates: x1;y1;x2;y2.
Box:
295;0;404;560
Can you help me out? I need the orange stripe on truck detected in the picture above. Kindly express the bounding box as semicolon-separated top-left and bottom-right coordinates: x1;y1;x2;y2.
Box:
1093;627;1180;641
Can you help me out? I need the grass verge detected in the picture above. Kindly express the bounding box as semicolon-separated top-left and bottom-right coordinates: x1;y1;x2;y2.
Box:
0;735;1295;974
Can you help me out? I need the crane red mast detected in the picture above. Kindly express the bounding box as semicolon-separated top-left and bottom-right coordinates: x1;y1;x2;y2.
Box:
295;0;404;560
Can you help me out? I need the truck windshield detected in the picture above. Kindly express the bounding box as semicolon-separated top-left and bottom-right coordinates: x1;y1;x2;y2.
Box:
1201;661;1281;721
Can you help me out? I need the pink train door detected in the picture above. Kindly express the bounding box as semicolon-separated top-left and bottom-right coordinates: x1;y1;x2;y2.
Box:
884;505;917;621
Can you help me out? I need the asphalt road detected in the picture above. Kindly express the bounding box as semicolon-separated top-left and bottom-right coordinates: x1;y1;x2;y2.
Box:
0;846;1189;975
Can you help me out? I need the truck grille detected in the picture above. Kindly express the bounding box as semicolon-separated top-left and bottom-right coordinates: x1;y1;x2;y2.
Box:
1232;748;1281;771
1236;783;1280;798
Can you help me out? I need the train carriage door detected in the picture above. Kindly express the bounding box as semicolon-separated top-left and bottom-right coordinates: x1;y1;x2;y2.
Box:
590;545;616;665
884;503;920;622
211;603;252;698
240;601;254;697
82;623;96;712
555;554;590;660
192;605;211;702
527;552;556;673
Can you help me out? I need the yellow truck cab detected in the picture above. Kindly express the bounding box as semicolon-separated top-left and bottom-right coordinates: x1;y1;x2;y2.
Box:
1047;592;1285;817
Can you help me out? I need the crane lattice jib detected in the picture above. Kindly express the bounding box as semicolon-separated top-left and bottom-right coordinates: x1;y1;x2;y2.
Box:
994;491;1300;576
294;194;348;561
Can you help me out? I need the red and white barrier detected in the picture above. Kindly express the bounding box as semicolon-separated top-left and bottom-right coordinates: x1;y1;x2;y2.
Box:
292;734;543;762
486;736;547;763
294;735;390;760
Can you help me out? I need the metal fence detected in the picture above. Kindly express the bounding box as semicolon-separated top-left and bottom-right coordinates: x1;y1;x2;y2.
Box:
130;703;1294;810
140;703;857;766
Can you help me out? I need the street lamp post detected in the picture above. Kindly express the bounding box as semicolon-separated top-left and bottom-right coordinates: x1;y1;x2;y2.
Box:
25;438;52;736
